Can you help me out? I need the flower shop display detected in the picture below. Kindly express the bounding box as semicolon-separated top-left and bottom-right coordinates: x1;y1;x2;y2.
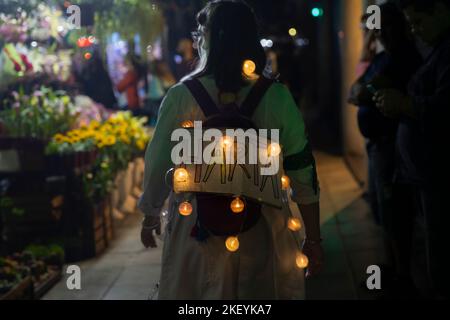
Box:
0;86;79;172
0;0;155;268
46;111;151;202
1;86;78;140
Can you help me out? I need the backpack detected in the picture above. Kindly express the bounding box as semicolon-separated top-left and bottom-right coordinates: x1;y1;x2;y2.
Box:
176;76;277;240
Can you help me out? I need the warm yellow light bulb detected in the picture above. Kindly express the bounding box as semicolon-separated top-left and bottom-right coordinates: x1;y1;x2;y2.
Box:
230;197;245;214
296;252;309;269
178;201;193;216
221;136;233;149
242;59;256;77
281;175;290;190
181;120;194;128
225;236;240;252
288;217;302;231
268;143;281;157
174;168;188;183
289;28;297;37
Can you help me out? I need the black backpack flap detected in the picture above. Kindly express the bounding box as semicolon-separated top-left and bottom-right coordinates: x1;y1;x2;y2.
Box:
184;78;220;118
240;76;275;118
184;76;275;122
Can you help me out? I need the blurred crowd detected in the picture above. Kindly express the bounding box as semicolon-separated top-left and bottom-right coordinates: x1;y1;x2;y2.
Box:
348;0;450;299
69;37;197;126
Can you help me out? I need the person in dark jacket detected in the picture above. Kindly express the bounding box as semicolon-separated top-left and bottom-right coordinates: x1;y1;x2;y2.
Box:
72;50;118;109
374;0;450;298
349;4;422;293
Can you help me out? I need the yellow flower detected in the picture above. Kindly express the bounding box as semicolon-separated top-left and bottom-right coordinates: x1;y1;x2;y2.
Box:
53;133;66;144
104;135;116;146
136;139;147;151
96;139;106;148
120;134;131;144
89;120;100;130
70;136;80;144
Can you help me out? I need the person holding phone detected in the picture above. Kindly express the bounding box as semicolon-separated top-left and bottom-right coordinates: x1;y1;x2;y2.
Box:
348;3;422;296
374;0;450;298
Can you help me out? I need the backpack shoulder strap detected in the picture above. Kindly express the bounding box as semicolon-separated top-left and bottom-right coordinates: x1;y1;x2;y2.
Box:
240;76;275;118
183;78;220;117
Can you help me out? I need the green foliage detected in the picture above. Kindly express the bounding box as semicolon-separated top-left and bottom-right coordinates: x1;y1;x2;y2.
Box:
93;0;164;56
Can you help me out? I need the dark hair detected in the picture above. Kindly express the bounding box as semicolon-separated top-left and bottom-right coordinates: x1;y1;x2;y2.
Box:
398;0;450;12
126;53;147;78
379;2;413;53
191;0;266;93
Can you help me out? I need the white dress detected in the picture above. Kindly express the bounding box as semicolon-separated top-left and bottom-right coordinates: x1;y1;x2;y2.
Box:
138;76;320;300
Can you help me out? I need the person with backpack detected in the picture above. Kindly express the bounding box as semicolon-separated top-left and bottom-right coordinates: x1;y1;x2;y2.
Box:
138;0;322;300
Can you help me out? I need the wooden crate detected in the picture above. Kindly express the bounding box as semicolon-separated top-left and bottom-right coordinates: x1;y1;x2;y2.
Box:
33;268;62;300
0;276;34;300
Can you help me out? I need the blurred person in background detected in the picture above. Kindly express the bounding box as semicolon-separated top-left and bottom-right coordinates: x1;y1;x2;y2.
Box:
117;53;147;112
375;0;450;298
145;60;177;125
349;2;422;296
355;13;378;79
71;50;118;110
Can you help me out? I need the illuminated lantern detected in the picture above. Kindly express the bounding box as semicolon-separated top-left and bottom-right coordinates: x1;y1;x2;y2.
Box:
174;168;188;183
178;201;193;216
181;120;194;128
288;217;302;231
221;136;233;149
268;142;281;157
225;236;240;252
230;197;245;214
296;252;309;269
242;59;256;77
281;175;290;190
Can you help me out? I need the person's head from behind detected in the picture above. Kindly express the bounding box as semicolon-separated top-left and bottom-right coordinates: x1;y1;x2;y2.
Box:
190;0;266;93
125;53;146;78
375;2;412;55
399;0;450;45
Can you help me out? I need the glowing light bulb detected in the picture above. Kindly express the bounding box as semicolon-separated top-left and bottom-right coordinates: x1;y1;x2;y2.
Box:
281;175;290;190
225;236;240;252
179;201;193;216
221;136;233;149
296;252;309;269
289;28;297;37
174;168;188;183
181;120;194;128
288;217;302;231
268;142;281;157
242;59;256;77
84;52;92;60
230;197;245;214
